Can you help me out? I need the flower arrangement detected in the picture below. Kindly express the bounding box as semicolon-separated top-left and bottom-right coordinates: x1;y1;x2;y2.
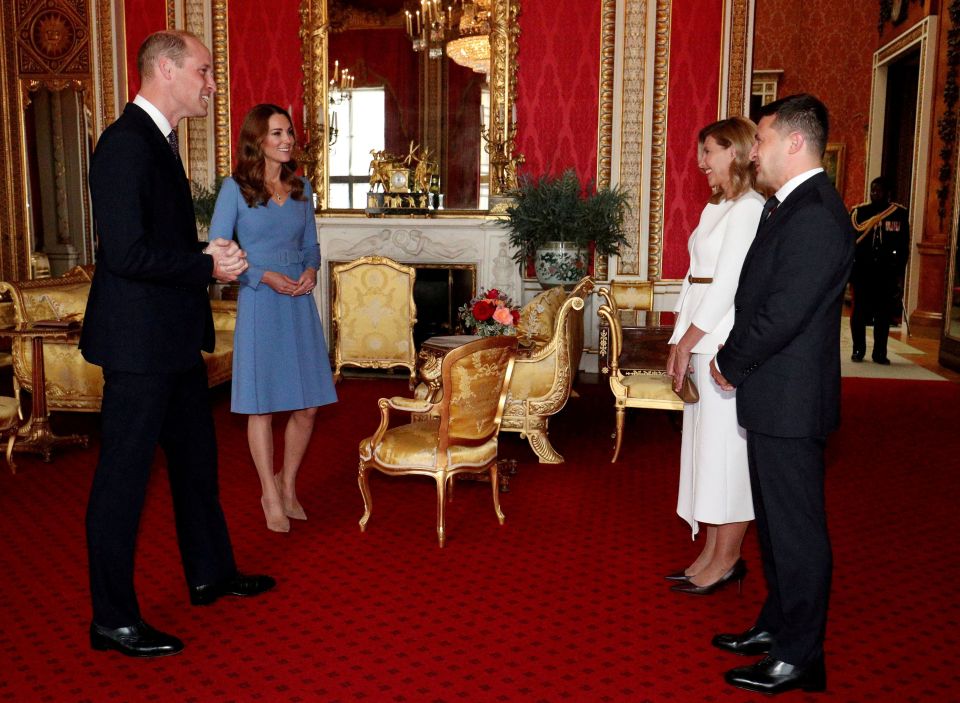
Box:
458;288;521;337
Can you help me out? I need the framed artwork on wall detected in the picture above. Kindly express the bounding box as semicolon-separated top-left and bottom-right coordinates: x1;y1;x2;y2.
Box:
823;142;846;192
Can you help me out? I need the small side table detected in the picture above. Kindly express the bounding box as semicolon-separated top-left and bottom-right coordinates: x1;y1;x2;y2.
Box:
1;323;90;462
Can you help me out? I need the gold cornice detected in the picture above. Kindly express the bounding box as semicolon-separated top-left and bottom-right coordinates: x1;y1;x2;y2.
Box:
97;0;116;125
212;0;230;177
595;0;616;281
724;0;750;117
0;2;30;280
647;0;670;281
876;21;926;64
617;0;647;277
300;0;329;210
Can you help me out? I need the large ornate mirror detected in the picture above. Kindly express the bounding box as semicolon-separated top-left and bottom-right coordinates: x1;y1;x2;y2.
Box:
22;82;96;277
300;0;519;214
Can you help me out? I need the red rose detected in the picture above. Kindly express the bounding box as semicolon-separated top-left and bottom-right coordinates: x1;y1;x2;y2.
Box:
472;300;494;321
511;309;520;325
485;289;500;300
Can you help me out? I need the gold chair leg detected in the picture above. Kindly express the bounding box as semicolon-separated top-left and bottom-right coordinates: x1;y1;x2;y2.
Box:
526;430;564;464
490;462;505;525
5;433;15;474
612;408;625;463
358;460;372;531
435;474;447;548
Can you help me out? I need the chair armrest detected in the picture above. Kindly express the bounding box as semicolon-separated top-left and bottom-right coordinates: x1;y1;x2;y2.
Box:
369;396;437;446
384;396;434;413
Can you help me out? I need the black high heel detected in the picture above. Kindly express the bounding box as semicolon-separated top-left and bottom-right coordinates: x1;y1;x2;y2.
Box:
670;559;746;595
664;569;693;582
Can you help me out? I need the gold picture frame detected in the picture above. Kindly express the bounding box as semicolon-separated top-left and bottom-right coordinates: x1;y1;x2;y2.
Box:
823;142;846;192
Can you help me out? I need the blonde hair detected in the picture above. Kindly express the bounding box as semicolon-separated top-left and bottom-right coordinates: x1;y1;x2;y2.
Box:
698;116;757;203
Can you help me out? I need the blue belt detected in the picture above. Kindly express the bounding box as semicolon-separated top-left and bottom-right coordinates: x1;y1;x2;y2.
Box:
250;249;305;266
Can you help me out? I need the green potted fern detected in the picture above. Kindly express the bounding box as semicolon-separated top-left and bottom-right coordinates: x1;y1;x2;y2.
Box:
503;169;630;289
191;177;224;241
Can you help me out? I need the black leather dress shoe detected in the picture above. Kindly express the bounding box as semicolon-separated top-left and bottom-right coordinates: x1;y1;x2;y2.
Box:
872;355;891;365
90;620;184;658
712;625;774;655
850;351;865;362
725;654;826;695
190;573;276;606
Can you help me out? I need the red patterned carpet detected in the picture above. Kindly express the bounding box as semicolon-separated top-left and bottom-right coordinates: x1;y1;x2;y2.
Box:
0;376;957;702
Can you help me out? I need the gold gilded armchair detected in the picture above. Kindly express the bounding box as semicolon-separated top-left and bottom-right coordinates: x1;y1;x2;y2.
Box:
0;271;103;412
597;283;682;463
500;277;594;464
358;336;518;547
0;268;237;414
332;256;417;387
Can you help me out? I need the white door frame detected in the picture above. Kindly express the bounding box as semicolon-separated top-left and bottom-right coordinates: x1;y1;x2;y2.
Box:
865;15;938;322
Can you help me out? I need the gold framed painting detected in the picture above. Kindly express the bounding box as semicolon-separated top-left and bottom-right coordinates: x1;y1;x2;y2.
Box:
823;143;846;192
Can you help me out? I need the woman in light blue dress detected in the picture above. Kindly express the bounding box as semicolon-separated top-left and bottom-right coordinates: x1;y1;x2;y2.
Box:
210;104;337;533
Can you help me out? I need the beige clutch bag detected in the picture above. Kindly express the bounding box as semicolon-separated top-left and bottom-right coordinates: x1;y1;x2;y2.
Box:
674;373;700;404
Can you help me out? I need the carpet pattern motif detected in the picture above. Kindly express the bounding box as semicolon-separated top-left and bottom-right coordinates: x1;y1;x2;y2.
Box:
0;378;957;701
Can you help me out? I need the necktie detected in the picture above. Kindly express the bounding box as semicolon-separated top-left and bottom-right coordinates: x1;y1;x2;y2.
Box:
167;130;180;159
761;195;779;223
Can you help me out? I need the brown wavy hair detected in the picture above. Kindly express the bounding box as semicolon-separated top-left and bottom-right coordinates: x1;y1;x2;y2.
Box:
232;104;305;208
698;116;757;204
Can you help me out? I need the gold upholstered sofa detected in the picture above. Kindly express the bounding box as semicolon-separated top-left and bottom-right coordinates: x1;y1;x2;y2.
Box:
500;277;594;463
0;267;236;413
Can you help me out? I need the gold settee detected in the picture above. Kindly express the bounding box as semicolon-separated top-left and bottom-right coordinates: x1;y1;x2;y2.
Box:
0;268;237;413
500;277;594;463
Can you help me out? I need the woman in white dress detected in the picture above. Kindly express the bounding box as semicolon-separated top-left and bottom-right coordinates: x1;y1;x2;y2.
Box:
665;117;763;595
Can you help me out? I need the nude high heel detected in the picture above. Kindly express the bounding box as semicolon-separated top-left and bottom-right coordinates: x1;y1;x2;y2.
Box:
260;495;290;533
275;473;307;521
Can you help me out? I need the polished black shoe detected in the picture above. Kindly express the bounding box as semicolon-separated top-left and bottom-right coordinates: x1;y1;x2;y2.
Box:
190;573;276;606
850;351;865;362
664;569;692;582
90;620;184;658
671;559;746;595
872;355;891;365
725;654;826;695
712;625;775;656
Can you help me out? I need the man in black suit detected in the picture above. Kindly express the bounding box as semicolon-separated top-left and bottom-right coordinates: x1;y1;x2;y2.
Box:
709;94;854;694
849;176;910;364
83;30;275;658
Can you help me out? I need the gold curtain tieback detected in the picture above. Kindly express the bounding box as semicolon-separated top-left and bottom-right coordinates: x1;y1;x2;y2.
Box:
688;276;713;284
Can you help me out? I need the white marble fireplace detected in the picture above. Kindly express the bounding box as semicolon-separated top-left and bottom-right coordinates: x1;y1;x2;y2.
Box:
315;215;522;344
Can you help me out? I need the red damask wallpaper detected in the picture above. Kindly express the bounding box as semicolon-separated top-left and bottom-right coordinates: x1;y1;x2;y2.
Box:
123;0;166;98
227;0;305;159
515;0;601;186
661;0;724;279
754;0;875;208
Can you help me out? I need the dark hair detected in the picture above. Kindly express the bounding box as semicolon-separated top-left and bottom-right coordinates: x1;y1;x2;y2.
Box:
232;104;305;208
137;30;197;80
757;93;829;158
698;116;757;203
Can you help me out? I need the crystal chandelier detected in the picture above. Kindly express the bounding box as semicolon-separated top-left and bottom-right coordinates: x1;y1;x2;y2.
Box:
445;0;491;74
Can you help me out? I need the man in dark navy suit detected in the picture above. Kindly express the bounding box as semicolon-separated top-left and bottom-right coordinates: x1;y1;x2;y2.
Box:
83;30;274;658
709;94;854;694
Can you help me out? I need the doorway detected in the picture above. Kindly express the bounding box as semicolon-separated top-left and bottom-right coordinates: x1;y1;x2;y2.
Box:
866;16;939;328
